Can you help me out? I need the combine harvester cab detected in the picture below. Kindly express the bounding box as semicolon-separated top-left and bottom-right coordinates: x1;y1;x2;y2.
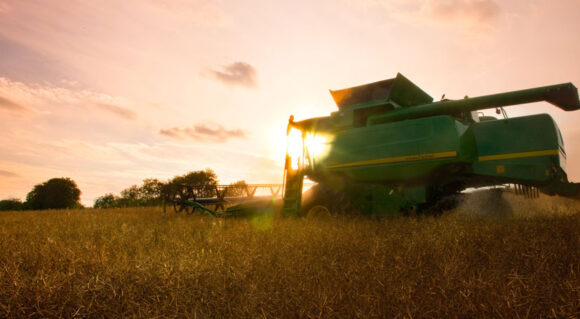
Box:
284;73;580;215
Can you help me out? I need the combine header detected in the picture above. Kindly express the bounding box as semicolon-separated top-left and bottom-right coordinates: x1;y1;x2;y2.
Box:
174;73;580;216
170;183;282;216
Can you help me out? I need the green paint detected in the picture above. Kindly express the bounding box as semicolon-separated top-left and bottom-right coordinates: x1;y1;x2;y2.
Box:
282;73;580;215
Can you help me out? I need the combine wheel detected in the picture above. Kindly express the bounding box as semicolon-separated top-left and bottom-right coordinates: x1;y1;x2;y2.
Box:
172;186;197;214
301;183;356;216
404;204;418;215
306;205;332;219
171;190;182;213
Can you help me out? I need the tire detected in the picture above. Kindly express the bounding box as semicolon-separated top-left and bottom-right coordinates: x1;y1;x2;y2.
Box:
305;204;332;219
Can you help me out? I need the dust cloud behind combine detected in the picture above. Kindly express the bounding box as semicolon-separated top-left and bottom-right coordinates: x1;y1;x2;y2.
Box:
450;188;580;219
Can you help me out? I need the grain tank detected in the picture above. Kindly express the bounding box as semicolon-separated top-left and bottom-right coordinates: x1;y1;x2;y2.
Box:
282;73;580;214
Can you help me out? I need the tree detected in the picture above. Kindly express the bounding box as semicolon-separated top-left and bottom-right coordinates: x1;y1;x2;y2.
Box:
25;177;82;210
116;185;139;207
228;180;249;197
92;170;217;208
0;198;24;211
117;179;165;207
140;178;164;205
120;185;140;199
163;169;218;198
93;193;118;209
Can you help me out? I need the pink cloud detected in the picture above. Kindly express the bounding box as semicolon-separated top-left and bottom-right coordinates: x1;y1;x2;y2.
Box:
347;0;502;34
0;170;18;177
0;95;26;112
0;76;136;119
210;62;258;88
145;0;231;27
160;123;247;142
426;0;501;23
96;103;138;120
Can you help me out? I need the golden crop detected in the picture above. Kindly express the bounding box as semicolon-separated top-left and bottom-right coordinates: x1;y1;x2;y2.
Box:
1;193;579;318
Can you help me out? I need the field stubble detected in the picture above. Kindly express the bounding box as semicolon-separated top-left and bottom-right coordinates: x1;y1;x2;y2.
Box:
0;194;579;318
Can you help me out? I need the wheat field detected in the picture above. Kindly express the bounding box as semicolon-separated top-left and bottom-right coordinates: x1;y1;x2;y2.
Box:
1;193;579;318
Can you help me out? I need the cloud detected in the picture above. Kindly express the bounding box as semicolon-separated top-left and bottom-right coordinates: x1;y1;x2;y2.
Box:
158;128;182;139
160;123;246;142
0;76;135;120
0;170;18;177
144;0;231;27
426;0;501;23
348;0;501;33
96;103;138;120
210;62;258;88
0;95;26;112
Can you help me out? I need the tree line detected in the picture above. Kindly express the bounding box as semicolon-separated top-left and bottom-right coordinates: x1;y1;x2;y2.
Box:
93;169;219;209
0;169;242;211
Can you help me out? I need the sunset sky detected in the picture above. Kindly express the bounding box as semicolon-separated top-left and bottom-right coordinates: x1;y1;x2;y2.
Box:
1;0;580;205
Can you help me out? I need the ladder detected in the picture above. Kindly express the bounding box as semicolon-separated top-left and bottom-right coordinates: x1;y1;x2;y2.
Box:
282;160;304;215
282;115;306;215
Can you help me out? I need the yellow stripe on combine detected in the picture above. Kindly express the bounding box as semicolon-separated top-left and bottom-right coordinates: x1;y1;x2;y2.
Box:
478;149;559;162
326;151;458;169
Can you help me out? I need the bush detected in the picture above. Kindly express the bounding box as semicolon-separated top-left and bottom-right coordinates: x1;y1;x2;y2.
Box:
0;198;24;211
93;194;118;209
25;177;82;210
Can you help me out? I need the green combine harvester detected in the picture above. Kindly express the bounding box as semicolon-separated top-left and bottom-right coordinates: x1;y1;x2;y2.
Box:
282;73;580;215
171;73;580;216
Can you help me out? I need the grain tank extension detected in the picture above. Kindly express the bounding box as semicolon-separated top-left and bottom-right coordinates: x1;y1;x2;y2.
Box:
282;73;580;215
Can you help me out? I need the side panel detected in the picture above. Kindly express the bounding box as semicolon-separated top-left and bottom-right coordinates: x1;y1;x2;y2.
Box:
318;115;462;183
471;114;563;183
